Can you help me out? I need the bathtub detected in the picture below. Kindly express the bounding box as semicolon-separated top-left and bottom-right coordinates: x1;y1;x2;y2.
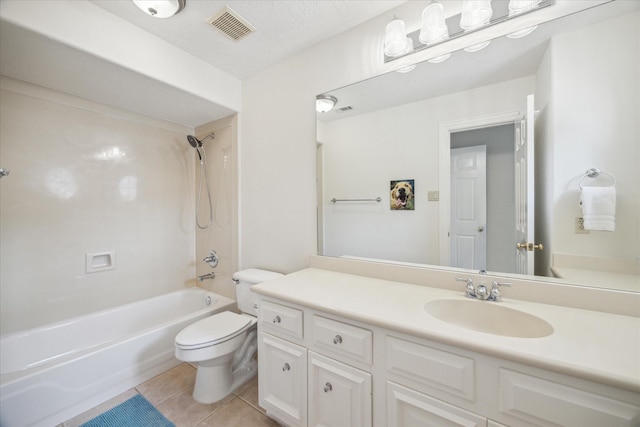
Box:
0;288;236;427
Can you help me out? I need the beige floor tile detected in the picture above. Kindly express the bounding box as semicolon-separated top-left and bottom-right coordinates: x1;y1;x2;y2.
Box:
136;363;196;406
62;389;138;427
197;397;278;427
157;385;234;427
236;376;265;413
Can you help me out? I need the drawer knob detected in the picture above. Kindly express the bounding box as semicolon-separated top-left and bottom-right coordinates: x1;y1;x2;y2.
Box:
333;335;343;345
273;315;281;324
282;363;290;372
324;382;333;393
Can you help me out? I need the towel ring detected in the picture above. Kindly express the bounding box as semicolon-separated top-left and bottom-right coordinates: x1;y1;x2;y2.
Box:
579;168;616;189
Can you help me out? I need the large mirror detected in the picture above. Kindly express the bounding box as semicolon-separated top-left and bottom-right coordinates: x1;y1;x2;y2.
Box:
316;0;639;292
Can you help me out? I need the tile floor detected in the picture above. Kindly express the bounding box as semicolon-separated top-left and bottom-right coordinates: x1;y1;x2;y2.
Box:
60;363;280;427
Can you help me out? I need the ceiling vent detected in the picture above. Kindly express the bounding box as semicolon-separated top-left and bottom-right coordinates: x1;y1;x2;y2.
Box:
207;6;256;41
337;106;354;113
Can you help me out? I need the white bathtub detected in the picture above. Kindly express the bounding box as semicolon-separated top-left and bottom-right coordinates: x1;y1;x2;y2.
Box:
0;288;236;427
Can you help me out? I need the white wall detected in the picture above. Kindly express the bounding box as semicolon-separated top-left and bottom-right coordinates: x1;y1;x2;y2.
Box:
548;12;639;266
239;3;412;273
0;77;197;334
319;77;531;266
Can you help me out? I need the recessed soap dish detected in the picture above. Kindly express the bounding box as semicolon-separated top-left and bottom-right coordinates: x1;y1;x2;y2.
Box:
86;251;116;274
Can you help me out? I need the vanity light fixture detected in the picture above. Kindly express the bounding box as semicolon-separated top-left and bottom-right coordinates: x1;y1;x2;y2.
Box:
382;0;551;66
132;0;185;18
384;17;412;58
507;0;542;38
460;0;493;52
420;2;451;64
316;95;338;113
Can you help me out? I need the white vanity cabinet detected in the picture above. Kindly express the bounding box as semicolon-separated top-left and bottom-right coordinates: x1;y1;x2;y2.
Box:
257;297;372;427
384;332;640;427
252;269;639;427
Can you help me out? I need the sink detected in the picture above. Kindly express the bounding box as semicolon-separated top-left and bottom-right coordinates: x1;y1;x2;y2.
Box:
425;299;553;338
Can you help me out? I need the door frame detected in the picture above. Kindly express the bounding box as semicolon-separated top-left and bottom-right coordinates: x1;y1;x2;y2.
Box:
438;111;520;267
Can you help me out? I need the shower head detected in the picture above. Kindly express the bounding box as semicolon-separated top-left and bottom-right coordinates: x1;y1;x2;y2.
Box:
187;135;202;148
186;133;215;149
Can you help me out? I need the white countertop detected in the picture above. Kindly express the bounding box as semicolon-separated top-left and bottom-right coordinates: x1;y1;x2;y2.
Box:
551;266;640;292
251;268;640;393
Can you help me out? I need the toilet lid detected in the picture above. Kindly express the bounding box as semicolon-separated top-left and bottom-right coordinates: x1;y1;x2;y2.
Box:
175;311;253;349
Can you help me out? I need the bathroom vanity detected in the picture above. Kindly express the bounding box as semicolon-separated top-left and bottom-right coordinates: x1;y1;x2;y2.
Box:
252;267;640;427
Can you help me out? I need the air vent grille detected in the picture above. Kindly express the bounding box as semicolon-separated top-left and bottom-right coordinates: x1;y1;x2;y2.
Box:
337;106;354;113
207;6;256;41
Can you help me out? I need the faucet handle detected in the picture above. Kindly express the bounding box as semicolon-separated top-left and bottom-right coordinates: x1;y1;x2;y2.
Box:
489;281;511;302
456;277;476;298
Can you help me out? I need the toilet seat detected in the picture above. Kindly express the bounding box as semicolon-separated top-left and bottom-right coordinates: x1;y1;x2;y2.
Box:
175;311;254;350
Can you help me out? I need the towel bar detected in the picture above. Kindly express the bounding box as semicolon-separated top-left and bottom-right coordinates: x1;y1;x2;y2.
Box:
579;168;616;189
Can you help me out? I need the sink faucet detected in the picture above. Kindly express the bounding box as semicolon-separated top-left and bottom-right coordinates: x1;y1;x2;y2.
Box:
456;277;510;302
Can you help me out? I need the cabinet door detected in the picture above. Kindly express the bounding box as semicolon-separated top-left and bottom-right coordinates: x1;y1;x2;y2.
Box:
259;333;307;427
387;382;486;427
308;351;372;427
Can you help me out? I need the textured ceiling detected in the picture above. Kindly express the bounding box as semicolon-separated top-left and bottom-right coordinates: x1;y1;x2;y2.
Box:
90;0;407;80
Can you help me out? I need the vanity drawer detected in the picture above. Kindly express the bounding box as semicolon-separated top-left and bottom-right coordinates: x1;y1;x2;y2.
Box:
386;336;475;402
311;315;372;366
259;300;303;341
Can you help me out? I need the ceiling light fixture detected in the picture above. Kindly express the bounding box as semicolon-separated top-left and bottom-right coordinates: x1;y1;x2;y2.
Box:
316;95;338;113
132;0;185;18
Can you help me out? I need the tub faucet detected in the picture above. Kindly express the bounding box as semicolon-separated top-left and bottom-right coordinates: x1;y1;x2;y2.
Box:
198;272;216;281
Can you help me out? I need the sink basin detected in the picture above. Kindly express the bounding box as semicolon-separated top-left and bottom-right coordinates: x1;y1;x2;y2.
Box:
425;299;553;338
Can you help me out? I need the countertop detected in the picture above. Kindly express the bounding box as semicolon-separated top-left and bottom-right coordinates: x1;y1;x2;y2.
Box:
251;268;640;393
551;266;640;292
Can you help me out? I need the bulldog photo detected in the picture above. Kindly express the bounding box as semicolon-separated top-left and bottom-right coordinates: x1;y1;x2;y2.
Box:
390;179;414;210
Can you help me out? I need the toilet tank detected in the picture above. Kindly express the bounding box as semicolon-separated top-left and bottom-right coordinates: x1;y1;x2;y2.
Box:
233;268;283;315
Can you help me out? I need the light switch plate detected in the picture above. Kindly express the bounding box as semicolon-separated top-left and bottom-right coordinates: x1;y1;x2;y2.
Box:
428;191;439;201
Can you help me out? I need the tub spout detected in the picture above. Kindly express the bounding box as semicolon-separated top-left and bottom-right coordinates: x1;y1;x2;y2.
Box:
198;272;216;281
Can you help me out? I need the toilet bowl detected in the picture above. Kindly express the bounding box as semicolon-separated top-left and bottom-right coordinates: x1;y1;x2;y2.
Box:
174;268;283;404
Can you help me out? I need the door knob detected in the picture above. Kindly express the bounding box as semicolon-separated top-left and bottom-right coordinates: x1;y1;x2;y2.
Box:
478;226;484;232
516;242;544;251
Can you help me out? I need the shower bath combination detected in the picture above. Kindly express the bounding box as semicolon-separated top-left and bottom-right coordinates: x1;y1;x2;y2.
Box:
187;133;215;230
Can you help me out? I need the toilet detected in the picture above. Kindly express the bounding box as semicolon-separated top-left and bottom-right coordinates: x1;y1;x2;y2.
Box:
175;268;283;404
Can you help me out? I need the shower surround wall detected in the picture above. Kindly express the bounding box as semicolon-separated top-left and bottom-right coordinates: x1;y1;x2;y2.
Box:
0;77;197;335
193;116;239;300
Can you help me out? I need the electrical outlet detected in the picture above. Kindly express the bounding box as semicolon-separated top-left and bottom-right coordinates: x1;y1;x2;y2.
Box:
575;217;590;234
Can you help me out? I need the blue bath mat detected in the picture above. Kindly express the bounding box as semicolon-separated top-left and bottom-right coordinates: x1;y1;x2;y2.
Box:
80;394;174;427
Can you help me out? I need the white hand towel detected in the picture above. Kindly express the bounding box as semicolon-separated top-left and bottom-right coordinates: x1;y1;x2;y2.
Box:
581;186;616;231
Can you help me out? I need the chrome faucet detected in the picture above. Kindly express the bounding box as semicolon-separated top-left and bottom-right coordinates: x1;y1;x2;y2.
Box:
203;250;219;267
456;277;510;302
198;272;216;281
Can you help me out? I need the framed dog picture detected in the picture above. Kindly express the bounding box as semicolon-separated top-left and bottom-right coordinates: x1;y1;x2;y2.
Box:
390;179;414;210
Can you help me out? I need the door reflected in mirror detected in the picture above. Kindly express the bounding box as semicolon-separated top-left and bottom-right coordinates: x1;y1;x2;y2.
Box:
316;1;640;292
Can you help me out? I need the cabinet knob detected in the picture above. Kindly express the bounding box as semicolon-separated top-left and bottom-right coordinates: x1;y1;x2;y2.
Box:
324;382;333;393
273;315;281;324
282;363;290;372
333;335;343;345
